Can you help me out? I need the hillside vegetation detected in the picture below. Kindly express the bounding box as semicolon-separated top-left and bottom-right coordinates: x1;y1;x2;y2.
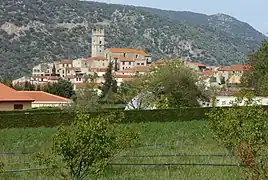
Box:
0;0;266;78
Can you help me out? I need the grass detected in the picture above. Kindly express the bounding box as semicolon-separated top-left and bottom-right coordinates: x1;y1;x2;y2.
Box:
0;120;243;179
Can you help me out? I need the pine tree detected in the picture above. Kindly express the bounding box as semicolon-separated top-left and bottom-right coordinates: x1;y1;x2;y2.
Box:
52;64;56;76
101;61;118;99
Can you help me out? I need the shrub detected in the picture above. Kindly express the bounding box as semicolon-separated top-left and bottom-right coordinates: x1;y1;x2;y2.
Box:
207;96;268;179
35;111;139;179
0;107;209;129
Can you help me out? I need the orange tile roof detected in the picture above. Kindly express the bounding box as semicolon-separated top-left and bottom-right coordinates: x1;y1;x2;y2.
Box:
107;48;151;56
113;56;136;62
218;64;250;71
0;83;34;102
19;91;71;102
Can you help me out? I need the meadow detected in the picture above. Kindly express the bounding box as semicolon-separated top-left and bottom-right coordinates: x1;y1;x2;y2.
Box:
0;120;243;180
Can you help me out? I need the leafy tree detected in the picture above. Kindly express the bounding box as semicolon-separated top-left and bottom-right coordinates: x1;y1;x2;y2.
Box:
242;40;268;96
74;81;101;112
43;79;75;99
35;111;139;179
119;59;208;109
207;92;268;179
143;59;208;108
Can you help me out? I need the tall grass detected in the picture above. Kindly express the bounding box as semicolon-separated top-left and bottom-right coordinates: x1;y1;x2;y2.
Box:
0;121;243;179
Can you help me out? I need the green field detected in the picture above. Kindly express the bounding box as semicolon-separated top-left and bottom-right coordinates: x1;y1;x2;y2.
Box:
0;121;243;180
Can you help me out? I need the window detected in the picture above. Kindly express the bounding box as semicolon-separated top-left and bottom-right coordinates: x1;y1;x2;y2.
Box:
129;62;131;65
100;50;102;52
14;104;23;110
123;67;125;69
222;101;226;105
123;62;125;65
100;41;102;44
123;53;126;57
137;63;140;65
136;55;138;58
141;63;144;65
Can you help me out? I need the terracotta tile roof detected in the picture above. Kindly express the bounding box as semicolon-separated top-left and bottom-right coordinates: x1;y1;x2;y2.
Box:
0;83;34;102
218;64;250;71
113;56;135;62
82;56;107;61
19;91;71;102
107;48;151;56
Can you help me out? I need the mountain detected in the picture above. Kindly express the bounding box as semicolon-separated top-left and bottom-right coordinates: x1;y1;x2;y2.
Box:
0;0;266;78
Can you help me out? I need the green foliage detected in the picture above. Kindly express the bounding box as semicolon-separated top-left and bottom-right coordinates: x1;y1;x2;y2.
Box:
0;107;210;129
36;111;138;179
207;94;268;179
242;40;268;96
43;79;75;99
131;60;209;108
73;81;101;112
0;111;74;129
101;62;118;99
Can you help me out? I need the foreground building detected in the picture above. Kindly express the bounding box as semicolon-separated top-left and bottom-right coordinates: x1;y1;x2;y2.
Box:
0;83;34;110
0;83;72;111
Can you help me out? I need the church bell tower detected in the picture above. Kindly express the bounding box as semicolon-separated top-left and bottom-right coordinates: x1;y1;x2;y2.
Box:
91;25;105;57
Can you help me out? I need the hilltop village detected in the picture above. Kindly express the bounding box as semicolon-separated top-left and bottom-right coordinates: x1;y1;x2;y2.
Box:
13;26;249;92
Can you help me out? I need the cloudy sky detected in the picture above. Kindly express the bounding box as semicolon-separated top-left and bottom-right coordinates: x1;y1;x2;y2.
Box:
92;0;268;35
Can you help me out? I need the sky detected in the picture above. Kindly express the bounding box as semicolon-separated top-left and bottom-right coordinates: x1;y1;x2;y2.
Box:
93;0;268;35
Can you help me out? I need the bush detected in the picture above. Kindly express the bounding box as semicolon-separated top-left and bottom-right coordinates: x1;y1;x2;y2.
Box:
0;107;62;115
0;112;75;129
0;107;210;129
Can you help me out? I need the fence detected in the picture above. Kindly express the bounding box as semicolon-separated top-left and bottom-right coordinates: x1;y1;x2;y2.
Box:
0;144;243;174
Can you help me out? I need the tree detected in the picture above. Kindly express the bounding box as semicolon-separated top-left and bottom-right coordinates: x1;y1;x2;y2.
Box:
207;92;268;179
35;111;139;179
74;81;101;112
23;81;35;91
119;59;208;109
52;63;56;76
43;79;75;99
143;59;208;108
101;62;117;99
242;40;268;96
